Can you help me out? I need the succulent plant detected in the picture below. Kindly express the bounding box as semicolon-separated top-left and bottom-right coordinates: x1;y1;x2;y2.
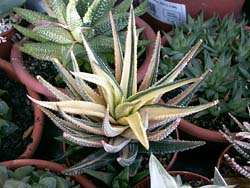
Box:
220;113;250;178
0;165;79;188
0;0;26;18
160;13;250;119
13;0;148;69
0;89;18;146
149;153;235;188
28;7;218;175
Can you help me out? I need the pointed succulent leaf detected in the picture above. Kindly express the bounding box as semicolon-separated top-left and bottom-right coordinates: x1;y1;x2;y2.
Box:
115;99;141;120
50;0;67;24
148;119;180;141
134;0;148;16
37;76;72;101
70;51;104;103
28;96;106;118
102;137;131;153
33;26;74;44
167;69;211;106
156;39;203;86
63;132;103;147
102;106;128;137
112;0;132;13
72;71;116;114
140;100;219;121
58;107;105;135
139;31;161;91
64;150;117;175
120;6;138;98
94;12;129;35
83;0;116;27
66;0;83;30
81;33;123;103
13;24;48;42
20;42;64;61
14;8;56;24
128;78;202;109
110;11;123;82
117;144;138;167
139;139;206;154
118;112;149;150
149;153;178;188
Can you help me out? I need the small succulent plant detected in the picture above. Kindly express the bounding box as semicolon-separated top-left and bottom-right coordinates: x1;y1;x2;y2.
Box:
0;89;18;146
0;165;79;188
160;13;250;119
220;113;250;179
28;7;218;175
13;0;148;68
149;153;235;188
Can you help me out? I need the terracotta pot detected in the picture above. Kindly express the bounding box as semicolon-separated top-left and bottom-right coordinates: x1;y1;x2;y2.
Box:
133;170;212;188
10;17;156;99
0;59;44;159
139;0;245;32
0;159;97;188
63;128;179;171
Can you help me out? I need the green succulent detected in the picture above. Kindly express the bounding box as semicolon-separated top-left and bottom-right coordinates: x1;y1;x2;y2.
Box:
28;7;218;175
0;89;18;146
221;113;250;179
13;0;148;68
149;153;235;188
0;165;79;188
160;13;250;119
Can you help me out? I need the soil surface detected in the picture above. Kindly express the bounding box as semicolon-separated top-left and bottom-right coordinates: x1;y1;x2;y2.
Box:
0;69;33;161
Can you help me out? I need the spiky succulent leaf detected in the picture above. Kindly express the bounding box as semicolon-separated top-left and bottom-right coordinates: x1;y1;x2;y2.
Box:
33;26;74;44
13;24;48;42
20;42;64;61
120;6;137;98
82;0;116;27
14;7;56;24
50;0;67;24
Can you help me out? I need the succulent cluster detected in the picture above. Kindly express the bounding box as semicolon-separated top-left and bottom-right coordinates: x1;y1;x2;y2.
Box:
0;89;17;146
149;153;235;188
221;113;250;179
28;7;218;175
160;13;250;119
0;165;79;188
13;0;147;70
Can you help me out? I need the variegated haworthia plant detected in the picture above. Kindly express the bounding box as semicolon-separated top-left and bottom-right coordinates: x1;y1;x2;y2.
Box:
13;0;148;68
220;113;250;179
149;153;235;188
28;7;218;175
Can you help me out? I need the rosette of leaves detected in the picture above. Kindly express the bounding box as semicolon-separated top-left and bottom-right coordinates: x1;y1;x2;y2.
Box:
220;113;250;178
0;89;18;146
28;7;218;175
13;0;148;69
160;13;250;119
149;153;235;188
0;165;79;188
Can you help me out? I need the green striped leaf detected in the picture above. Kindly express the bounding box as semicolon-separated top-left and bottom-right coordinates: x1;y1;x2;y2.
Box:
33;26;74;44
14;7;56;24
66;0;83;30
50;0;67;24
